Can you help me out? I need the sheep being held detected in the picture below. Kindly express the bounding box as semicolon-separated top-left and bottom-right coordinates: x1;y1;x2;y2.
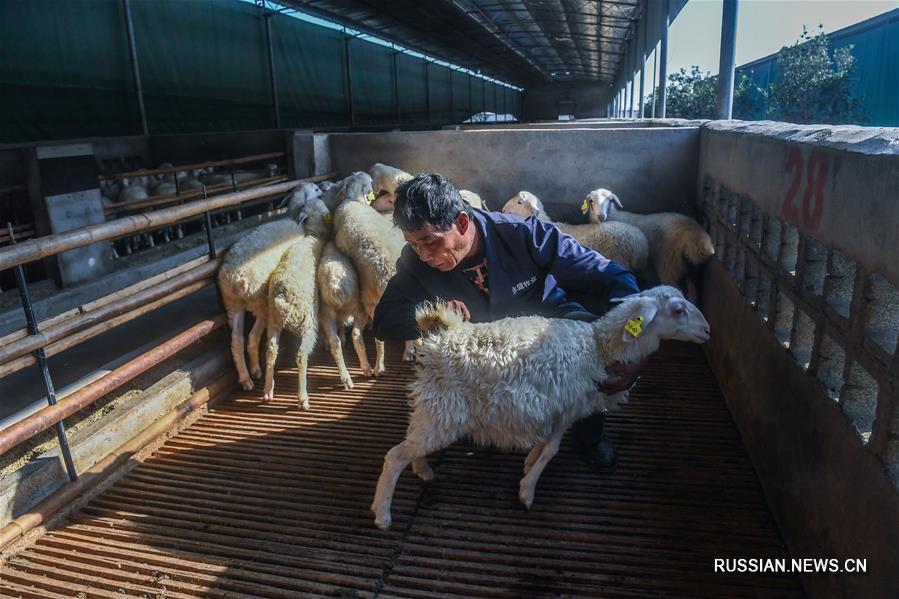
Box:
371;285;710;530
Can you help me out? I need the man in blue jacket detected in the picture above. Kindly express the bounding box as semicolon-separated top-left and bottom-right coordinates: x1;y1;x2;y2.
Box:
373;173;642;472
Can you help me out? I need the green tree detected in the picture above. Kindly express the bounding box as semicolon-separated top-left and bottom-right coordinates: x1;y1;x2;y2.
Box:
764;25;862;123
642;67;762;119
641;26;861;123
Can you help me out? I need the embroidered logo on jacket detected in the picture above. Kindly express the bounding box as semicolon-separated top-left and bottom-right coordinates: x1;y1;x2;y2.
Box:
511;276;538;295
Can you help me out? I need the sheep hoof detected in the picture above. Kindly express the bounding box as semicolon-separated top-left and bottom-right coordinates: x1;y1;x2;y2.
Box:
519;484;534;510
371;507;392;530
262;391;274;402
341;376;355;390
412;461;434;481
240;379;254;391
299;397;310;410
250;367;262;379
375;367;386;377
361;367;374;377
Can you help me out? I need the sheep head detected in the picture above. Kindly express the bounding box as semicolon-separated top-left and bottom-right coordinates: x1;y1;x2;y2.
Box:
337;171;375;206
368;163;412;195
607;286;710;347
585;188;623;223
501;191;544;219
283;182;323;222
370;192;396;214
296;197;333;239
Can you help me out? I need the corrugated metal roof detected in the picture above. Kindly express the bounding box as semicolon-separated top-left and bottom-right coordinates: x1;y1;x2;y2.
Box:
271;0;683;87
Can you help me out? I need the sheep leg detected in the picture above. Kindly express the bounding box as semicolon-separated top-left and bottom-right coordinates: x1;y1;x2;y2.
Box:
523;442;546;476
228;310;254;391
518;431;564;510
322;316;354;389
246;316;265;380
351;314;373;376
263;326;281;402
411;457;434;481
296;352;311;410
402;340;416;362
374;339;387;377
372;440;426;530
295;326;316;410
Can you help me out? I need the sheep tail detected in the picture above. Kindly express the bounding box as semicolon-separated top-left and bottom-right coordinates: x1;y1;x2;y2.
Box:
684;232;715;265
415;300;464;334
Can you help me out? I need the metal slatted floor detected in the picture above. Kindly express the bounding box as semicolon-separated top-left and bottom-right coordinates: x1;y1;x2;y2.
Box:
1;342;803;598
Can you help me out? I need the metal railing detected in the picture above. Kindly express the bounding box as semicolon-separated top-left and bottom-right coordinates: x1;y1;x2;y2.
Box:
0;172;333;484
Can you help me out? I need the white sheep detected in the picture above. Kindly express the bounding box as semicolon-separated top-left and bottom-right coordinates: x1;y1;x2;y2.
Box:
151;182;178;197
459;189;488;210
264;197;332;408
218;182;323;390
117;178;148;203
317;241;371;388
587;188;715;300
333;172;406;376
180;177;207;192
369;163;412;199
370;193;395;216
502;191;649;273
371;285;711;529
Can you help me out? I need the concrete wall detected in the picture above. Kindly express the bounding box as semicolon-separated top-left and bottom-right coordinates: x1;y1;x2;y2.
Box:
698;121;898;598
521;82;615;121
324;127;701;221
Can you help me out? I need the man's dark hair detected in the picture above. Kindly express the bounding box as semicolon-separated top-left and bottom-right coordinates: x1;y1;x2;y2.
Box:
393;172;468;232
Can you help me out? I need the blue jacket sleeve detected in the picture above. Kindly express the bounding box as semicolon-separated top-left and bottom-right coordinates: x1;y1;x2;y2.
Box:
373;268;427;342
526;217;640;300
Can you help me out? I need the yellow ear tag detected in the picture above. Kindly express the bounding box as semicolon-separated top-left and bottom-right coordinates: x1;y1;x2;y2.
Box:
324;213;333;223
366;190;375;203
624;315;644;337
580;198;589;215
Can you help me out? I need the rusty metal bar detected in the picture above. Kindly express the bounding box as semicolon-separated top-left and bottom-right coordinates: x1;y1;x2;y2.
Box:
0;181;304;272
98;152;287;181
0;372;235;552
9;225;77;481
0;316;226;456
105;174;291;216
0;255;210;348
0;260;220;368
0;279;216;380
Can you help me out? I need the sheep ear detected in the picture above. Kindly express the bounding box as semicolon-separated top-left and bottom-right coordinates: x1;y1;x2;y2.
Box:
599;198;613;221
621;298;658;343
609;291;641;303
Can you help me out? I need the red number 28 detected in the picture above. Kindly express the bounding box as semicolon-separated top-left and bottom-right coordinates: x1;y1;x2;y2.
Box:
782;148;828;231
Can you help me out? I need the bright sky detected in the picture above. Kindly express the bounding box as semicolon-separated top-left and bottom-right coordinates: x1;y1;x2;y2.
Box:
666;0;898;75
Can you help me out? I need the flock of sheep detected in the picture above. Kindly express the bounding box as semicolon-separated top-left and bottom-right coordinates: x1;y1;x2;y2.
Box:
212;163;715;528
100;163;279;252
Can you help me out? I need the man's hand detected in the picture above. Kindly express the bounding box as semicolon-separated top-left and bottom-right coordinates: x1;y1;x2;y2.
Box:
598;360;645;394
447;300;471;321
